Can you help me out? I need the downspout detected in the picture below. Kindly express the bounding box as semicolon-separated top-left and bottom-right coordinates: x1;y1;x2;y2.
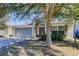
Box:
32;22;36;38
73;20;76;44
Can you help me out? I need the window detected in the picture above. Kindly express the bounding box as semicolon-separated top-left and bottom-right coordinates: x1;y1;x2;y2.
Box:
52;31;58;35
59;26;64;31
58;26;65;34
52;26;58;35
52;26;57;31
52;26;65;35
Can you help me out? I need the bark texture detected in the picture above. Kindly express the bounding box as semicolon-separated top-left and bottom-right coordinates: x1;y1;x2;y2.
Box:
44;4;57;47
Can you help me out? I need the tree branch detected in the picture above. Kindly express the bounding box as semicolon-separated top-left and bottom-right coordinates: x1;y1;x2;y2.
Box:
48;3;58;18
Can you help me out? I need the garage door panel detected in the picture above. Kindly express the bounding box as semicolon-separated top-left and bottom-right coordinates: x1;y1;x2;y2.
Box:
15;28;32;38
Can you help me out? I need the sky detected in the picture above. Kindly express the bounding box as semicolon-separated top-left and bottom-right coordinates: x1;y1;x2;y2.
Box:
7;13;32;26
7;18;32;25
7;11;44;26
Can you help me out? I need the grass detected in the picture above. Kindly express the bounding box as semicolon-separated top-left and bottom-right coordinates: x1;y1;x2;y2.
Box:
31;41;46;46
0;40;79;56
76;39;79;44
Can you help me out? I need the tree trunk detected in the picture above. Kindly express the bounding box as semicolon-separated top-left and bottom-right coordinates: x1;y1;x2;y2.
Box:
45;4;52;47
46;23;52;47
44;4;57;47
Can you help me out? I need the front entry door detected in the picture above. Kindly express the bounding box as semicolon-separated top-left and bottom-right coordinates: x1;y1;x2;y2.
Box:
39;27;45;35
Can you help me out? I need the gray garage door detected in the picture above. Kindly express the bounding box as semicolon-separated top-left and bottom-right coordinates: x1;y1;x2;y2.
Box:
15;28;32;38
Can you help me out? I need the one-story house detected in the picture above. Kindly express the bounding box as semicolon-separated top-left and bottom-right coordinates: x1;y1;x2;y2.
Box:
0;18;75;42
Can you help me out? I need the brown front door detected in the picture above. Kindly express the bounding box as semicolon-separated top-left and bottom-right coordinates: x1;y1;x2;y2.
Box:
39;27;45;35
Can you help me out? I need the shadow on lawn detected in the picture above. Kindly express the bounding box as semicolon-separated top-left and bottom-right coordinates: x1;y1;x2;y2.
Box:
0;40;66;56
0;40;45;56
52;41;79;50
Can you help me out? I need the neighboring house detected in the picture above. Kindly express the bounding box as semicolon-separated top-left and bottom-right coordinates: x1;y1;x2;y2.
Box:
0;18;75;42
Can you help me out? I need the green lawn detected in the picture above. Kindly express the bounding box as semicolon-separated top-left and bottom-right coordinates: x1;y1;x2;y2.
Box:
76;39;79;44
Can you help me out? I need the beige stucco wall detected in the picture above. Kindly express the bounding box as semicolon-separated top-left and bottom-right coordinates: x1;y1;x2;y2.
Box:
3;20;74;42
3;29;8;37
2;26;13;38
0;27;12;38
65;21;74;42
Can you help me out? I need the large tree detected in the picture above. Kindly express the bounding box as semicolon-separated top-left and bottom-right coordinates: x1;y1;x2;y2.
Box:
0;4;9;30
0;3;71;47
0;19;7;30
1;3;79;47
68;4;79;44
55;4;79;44
1;3;58;47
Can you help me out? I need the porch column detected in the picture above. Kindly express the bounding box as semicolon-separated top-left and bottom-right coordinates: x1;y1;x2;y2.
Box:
37;25;39;35
32;22;36;38
12;27;15;37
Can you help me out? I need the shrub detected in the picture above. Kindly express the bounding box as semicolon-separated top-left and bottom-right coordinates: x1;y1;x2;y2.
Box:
51;34;66;41
36;34;46;41
37;34;66;41
0;35;4;38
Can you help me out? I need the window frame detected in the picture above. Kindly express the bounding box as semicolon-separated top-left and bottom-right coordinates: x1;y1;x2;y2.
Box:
52;26;65;35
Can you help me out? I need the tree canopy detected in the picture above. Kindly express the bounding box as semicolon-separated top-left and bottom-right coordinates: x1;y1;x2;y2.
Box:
0;3;79;21
0;3;79;46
